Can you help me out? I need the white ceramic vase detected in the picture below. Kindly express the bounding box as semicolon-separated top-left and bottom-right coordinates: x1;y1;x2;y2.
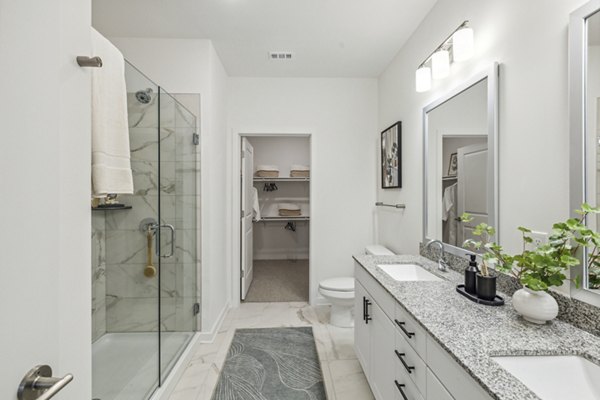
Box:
512;287;559;324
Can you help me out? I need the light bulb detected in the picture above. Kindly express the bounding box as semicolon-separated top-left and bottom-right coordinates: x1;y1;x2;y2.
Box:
431;50;450;79
452;26;474;62
415;66;431;92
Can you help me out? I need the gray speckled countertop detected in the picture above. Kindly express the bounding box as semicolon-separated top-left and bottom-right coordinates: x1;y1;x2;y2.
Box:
353;254;600;400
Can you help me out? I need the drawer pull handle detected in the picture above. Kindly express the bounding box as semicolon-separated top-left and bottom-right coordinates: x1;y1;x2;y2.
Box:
362;297;366;322
394;380;409;400
395;350;415;374
395;319;415;338
365;299;372;323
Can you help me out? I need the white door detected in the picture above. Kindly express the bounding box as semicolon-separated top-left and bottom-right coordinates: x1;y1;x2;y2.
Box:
457;142;488;244
240;138;255;300
0;1;91;399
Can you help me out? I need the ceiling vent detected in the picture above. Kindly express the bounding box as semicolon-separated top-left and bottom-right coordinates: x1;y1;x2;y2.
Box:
269;52;293;60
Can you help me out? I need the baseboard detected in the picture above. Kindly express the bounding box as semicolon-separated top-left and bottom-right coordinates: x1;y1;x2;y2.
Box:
197;301;230;343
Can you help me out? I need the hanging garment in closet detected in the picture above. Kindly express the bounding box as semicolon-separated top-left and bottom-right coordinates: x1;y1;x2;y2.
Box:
252;187;261;221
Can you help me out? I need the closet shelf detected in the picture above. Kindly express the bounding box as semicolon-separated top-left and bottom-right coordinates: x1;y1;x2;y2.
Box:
442;176;457;181
92;205;132;211
253;177;309;182
255;216;310;222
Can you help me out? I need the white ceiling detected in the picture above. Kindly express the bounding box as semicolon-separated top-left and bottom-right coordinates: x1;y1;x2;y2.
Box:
92;0;438;78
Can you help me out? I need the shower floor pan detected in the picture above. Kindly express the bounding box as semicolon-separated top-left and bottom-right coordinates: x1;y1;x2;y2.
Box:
92;332;193;400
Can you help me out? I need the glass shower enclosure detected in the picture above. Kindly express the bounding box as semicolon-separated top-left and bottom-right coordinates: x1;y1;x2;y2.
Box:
91;61;200;400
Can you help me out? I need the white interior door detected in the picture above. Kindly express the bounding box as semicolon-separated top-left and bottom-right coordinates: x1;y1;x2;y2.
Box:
457;142;488;244
0;0;91;399
241;138;255;300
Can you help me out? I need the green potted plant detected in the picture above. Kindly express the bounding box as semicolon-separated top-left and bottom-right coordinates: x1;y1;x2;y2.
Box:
461;204;600;324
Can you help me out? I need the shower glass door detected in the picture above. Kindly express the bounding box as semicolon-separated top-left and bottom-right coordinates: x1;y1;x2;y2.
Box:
92;61;199;400
157;88;199;383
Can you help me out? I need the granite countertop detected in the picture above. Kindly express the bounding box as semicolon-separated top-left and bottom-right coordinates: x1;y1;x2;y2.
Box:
353;254;600;400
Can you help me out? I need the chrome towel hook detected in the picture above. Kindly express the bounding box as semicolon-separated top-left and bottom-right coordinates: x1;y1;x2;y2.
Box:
76;56;103;67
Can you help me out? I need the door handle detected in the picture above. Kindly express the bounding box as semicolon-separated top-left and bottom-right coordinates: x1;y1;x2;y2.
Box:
157;223;175;258
365;299;372;324
18;365;73;400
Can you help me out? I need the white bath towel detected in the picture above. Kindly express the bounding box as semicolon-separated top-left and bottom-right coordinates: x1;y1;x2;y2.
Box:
256;165;279;172
252;187;261;221
290;164;310;171
91;28;134;197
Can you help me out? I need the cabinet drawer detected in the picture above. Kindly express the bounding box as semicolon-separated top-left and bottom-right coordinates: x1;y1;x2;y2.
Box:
394;355;425;400
426;368;453;400
355;263;395;319
426;336;493;400
395;329;426;395
395;303;427;359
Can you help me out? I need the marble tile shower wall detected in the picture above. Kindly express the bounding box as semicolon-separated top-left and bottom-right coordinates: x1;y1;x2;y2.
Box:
97;93;201;335
92;212;106;342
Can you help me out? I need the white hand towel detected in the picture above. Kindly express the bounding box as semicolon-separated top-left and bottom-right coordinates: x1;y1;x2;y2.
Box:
278;203;301;211
290;164;310;171
256;165;279;172
91;28;134;197
252;187;261;221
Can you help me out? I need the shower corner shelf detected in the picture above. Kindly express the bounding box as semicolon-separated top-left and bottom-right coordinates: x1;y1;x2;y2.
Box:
92;205;132;211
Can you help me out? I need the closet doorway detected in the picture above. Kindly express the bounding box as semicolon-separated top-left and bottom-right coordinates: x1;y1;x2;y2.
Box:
239;135;311;303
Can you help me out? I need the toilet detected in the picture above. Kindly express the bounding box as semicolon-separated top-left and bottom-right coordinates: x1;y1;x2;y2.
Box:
319;245;395;328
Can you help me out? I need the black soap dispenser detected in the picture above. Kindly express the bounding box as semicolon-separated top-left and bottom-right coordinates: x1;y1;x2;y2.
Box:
465;254;479;295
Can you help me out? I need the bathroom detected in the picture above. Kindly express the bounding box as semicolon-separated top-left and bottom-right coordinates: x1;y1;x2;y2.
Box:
2;0;600;400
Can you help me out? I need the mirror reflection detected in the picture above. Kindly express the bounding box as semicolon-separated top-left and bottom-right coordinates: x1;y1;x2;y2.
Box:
585;10;600;290
425;78;492;250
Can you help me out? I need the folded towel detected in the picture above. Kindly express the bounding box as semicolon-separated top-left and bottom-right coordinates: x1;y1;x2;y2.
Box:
290;164;310;171
278;203;301;211
91;28;134;197
252;187;261;221
256;165;279;172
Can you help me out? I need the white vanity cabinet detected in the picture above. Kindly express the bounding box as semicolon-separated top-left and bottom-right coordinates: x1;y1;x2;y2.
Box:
354;263;494;400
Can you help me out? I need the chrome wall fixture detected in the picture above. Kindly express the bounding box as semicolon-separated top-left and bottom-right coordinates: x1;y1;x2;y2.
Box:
76;56;103;67
415;21;474;93
375;202;406;209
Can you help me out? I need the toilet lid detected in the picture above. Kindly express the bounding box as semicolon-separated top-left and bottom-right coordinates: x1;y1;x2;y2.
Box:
319;277;354;292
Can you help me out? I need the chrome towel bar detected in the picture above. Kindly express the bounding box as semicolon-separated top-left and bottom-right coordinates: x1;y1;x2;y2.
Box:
76;56;103;67
375;202;406;209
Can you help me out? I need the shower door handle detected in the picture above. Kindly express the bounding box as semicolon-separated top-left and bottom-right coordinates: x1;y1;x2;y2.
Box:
157;223;175;258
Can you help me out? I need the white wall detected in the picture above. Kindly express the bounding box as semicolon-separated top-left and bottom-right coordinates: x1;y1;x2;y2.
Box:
377;0;589;257
0;0;91;398
106;37;230;333
229;78;378;304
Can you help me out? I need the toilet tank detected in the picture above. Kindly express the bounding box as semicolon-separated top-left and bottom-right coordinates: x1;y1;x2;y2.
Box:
365;245;394;256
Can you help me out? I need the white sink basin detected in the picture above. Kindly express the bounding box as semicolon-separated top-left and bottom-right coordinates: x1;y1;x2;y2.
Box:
377;264;443;282
492;355;600;400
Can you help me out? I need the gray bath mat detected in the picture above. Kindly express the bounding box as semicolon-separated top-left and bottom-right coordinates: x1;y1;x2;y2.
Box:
212;327;326;400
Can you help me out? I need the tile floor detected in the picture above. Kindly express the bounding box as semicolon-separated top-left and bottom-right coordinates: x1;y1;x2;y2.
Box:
168;302;375;400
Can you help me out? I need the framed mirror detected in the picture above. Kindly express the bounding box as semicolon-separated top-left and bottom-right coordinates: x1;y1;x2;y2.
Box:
569;0;600;306
423;64;499;256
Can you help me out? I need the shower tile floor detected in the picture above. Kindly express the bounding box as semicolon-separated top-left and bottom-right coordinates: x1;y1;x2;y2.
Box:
168;303;374;400
93;332;193;400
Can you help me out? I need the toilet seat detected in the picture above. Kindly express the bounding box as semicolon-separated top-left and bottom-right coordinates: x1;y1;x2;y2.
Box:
319;288;354;299
319;277;354;292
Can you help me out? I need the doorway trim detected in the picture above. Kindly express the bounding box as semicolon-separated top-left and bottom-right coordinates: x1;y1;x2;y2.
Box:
230;131;313;308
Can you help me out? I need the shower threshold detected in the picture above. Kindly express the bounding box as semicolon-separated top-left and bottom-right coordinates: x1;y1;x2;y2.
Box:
92;332;193;400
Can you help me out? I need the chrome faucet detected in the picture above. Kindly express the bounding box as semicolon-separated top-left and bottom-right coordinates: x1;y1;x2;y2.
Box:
425;240;449;272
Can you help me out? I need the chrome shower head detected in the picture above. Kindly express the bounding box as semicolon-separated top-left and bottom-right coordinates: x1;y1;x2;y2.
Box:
135;88;153;104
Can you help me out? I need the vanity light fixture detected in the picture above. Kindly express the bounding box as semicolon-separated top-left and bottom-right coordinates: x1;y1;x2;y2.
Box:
415;66;432;92
431;49;450;79
415;21;474;92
